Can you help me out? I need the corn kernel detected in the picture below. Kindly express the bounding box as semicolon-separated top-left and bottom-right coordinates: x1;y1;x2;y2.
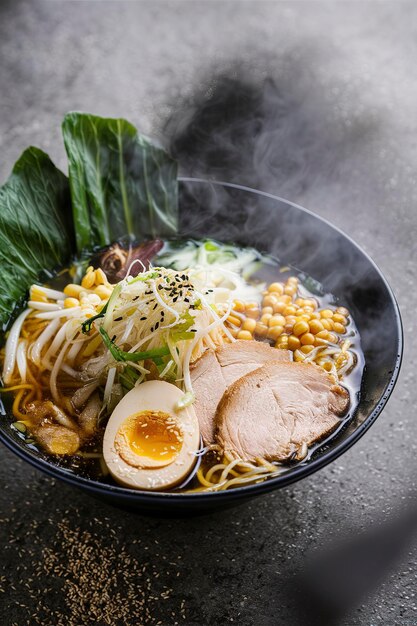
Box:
260;313;272;325
296;314;311;323
242;318;256;333
333;322;346;334
295;298;305;307
269;314;286;328
288;335;301;351
336;306;349;317
81;272;95;289
268;282;284;295
285;315;297;325
322;361;333;372
320;309;333;319
300;332;315;345
321;318;334;331
227;315;241;327
237;330;253;341
284;285;297;296
309;319;324;335
333;313;348;326
267;326;284;341
64;297;79;308
95;268;108;286
304;298;318;310
262;306;274;316
95;285;113;300
287;276;299;285
273;301;286;314
284;305;297;316
276;339;289;350
263;294;278;308
255;322;268;337
233;300;245;313
278;294;292;305
293;321;310;336
300;344;315;354
246;308;260;320
64;284;84;298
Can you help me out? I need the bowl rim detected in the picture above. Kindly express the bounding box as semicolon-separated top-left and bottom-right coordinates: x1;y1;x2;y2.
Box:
0;178;404;504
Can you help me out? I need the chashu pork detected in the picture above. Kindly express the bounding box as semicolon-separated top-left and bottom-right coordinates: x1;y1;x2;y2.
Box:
190;341;292;444
216;361;349;462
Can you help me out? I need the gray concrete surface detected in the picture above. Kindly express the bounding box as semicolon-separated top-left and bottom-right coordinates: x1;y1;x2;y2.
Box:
0;1;416;625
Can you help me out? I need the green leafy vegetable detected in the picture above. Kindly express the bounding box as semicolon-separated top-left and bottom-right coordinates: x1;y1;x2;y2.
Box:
99;327;170;363
62;112;178;253
0;148;73;325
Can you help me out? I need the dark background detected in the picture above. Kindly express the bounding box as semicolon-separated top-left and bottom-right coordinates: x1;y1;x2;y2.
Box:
0;2;416;625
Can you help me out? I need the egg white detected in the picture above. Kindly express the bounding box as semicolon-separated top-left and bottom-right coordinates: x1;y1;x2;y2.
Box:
103;380;200;491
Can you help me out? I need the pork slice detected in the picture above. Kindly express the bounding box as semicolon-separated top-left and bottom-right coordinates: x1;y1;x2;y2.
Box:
216;340;291;386
215;361;350;463
190;349;225;445
190;340;292;444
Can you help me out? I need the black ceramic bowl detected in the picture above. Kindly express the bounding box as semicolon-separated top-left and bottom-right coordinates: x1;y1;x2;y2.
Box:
0;180;403;515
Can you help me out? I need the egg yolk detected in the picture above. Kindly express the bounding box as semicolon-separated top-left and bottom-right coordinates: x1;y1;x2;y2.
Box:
114;411;183;469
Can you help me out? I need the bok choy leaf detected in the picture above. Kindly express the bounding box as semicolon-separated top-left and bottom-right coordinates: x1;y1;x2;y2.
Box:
62;112;178;253
0;147;73;325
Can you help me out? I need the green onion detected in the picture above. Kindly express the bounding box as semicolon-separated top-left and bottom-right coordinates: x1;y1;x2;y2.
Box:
81;300;109;334
99;328;170;362
128;270;159;285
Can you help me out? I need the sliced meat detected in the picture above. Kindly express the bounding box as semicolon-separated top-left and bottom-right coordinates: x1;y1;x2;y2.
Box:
216;361;349;463
216;340;291;386
190;340;291;444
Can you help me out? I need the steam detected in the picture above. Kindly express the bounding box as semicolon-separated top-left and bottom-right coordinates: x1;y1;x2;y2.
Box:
163;57;378;202
161;62;380;293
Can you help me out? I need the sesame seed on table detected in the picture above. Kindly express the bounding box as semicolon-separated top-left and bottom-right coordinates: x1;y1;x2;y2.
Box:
0;1;416;625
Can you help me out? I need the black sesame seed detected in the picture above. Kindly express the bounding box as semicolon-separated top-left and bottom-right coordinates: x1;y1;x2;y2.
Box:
155;322;159;330
153;303;158;310
140;316;146;321
184;297;189;303
173;296;178;303
133;296;139;301
114;316;123;321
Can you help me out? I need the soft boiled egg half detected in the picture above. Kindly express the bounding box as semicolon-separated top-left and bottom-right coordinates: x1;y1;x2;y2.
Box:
103;380;201;491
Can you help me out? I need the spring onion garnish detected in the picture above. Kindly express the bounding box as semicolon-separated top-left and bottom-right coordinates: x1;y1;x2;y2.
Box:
99;328;170;363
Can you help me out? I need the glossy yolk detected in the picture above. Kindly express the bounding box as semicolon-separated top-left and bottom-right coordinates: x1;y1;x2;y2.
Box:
115;411;183;468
